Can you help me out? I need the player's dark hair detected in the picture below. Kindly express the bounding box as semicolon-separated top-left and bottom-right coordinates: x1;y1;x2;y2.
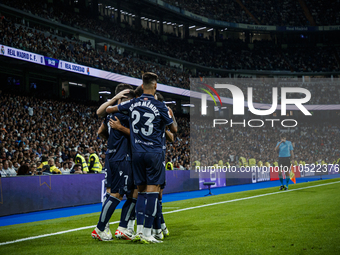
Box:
155;92;164;102
280;133;286;138
142;72;158;89
115;83;133;95
134;85;143;97
126;89;136;99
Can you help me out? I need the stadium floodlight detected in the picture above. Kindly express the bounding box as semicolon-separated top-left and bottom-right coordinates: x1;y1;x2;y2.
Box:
225;28;228;30
114;9;117;11
178;24;183;27
189;25;196;29
172;23;176;25
207;28;214;32
220;29;224;31
167;22;172;25
132;15;135;17
149;19;152;21
152;20;156;22
157;21;160;23
163;21;167;24
69;82;83;86
165;101;176;104
182;104;195;107
99;91;111;94
196;27;206;31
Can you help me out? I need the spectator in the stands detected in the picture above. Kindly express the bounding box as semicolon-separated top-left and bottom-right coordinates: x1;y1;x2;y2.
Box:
29;163;37;175
73;164;83;174
60;162;70;174
17;164;30;176
1;160;17;177
48;158;61;174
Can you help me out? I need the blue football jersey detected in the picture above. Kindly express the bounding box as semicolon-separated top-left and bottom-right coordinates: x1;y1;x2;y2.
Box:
118;93;173;153
276;140;293;157
104;112;131;161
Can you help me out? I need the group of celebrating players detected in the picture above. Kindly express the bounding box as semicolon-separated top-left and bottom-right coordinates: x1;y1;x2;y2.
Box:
91;72;178;244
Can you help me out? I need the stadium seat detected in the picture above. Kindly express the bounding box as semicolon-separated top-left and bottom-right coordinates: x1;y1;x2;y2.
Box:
203;182;215;196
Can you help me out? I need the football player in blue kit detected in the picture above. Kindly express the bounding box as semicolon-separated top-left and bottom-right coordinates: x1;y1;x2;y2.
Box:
92;85;137;241
106;72;177;243
152;92;174;240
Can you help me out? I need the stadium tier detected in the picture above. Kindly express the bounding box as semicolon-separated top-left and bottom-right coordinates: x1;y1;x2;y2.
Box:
0;92;189;176
1;0;340;93
160;0;340;26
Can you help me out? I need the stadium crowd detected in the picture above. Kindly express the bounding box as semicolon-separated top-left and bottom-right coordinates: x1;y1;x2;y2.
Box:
1;13;339;95
1;0;339;85
162;0;340;26
0;91;190;177
0;16;190;88
0;91;101;177
190;118;340;167
162;0;252;24
304;0;340;25
4;0;340;28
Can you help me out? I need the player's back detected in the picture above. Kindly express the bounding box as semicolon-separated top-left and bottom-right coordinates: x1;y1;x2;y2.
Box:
105;112;131;161
118;93;173;154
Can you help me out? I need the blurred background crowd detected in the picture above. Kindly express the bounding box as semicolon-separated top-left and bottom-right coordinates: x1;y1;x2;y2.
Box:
163;0;340;26
191;118;340;167
0;91;190;177
1;0;339;92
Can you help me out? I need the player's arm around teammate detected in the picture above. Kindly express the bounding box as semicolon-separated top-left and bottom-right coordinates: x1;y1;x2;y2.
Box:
109;116;130;136
97;121;109;140
96;89;131;118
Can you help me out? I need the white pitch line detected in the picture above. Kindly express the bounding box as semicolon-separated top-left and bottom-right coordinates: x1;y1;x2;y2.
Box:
1;180;339;246
0;220;119;246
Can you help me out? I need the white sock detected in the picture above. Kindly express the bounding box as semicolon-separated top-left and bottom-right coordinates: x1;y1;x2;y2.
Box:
127;220;135;231
137;225;143;234
143;227;152;237
117;226;126;231
161;223;167;230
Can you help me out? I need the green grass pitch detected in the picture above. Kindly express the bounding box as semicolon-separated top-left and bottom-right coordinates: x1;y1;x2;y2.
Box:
1;179;339;255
